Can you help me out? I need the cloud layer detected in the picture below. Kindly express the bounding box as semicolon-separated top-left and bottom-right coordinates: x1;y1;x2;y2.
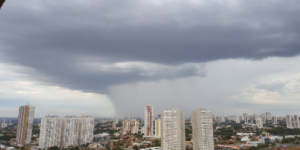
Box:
0;0;300;117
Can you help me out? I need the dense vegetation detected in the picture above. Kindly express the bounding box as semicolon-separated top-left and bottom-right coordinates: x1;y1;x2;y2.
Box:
264;127;300;136
0;134;14;141
248;144;269;150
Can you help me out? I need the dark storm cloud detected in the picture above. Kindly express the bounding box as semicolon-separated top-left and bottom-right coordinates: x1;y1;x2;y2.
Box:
0;0;300;92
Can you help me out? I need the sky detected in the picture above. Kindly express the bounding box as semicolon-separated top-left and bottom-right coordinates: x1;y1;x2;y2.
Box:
0;0;300;118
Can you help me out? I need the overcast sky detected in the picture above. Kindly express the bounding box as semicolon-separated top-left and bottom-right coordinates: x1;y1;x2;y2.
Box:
0;0;300;118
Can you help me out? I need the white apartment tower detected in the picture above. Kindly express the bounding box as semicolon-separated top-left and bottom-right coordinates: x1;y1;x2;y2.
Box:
272;116;278;124
293;115;300;128
39;115;94;149
144;105;154;136
39;115;63;148
243;113;248;124
256;117;263;129
161;108;185;150
122;120;131;135
16;103;35;146
130;120;139;134
191;108;214;150
236;116;240;124
286;115;293;129
78;116;94;145
61;116;79;147
122;119;139;134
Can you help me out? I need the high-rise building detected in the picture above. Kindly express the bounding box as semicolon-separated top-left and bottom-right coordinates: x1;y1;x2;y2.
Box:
122;120;131;135
266;112;272;120
155;119;161;137
272;116;277;124
78;116;94;145
122;119;139;134
236;116;240;123
161;108;185;150
256;117;263;129
61;116;79;147
243;113;248;124
39;115;94;149
286;115;293;129
112;122;117;129
16;103;35;146
292;115;300;129
144;105;154;136
191;108;214;150
130;120;139;134
39;115;63;148
1;119;7;128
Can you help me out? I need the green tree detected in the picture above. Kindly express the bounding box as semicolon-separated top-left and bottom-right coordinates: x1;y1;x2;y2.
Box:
48;146;60;150
70;147;79;150
133;146;138;150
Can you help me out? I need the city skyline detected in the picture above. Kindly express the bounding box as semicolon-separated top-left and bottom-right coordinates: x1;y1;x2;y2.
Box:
1;0;300;117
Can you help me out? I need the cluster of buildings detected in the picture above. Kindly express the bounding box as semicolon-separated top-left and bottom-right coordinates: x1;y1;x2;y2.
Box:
124;106;215;150
214;112;283;129
0;120;12;128
122;120;139;134
214;112;300;129
12;103;94;149
12;103;300;150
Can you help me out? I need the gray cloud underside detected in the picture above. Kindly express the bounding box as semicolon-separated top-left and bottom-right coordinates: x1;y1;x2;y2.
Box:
0;0;300;92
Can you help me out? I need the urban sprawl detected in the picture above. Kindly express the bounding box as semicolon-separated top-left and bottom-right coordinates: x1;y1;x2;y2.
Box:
1;104;300;150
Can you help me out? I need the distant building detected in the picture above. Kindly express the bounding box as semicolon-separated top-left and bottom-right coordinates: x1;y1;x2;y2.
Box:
236;116;240;123
292;115;300;128
93;133;110;142
144;105;154;136
122;119;139;134
16;103;35;146
286;115;300;129
272;116;277;124
256;117;263;129
161;108;185;150
112;122;117;129
286;115;293;129
191;108;214;150
243;113;248;124
1;120;7;128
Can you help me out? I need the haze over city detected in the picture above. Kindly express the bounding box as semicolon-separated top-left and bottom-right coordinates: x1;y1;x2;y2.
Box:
1;0;300;118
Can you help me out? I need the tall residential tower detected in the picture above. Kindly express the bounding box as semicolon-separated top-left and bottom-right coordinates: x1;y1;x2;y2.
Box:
16;103;35;146
144;105;154;136
161;108;185;150
191;108;214;150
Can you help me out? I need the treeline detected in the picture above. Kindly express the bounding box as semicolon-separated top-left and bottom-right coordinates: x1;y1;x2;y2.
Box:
248;144;269;150
0;134;14;141
264;127;300;135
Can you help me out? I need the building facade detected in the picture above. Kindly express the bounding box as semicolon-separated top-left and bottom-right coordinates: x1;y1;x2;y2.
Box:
78;116;94;145
286;115;293;129
191;108;214;150
256;117;263;129
144;105;154;136
161;108;185;150
39;115;63;148
39;115;94;149
155;119;161;137
16;104;35;146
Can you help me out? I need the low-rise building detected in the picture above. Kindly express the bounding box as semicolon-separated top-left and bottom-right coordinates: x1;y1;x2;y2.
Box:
93;133;110;142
